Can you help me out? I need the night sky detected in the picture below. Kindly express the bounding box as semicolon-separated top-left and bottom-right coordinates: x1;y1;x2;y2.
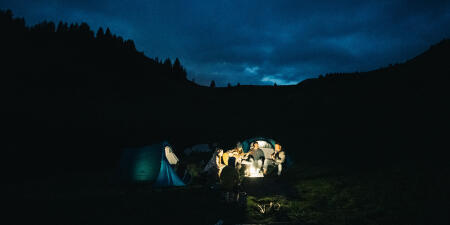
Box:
1;0;449;86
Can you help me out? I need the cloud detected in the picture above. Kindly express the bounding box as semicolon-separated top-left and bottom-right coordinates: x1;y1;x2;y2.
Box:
261;75;298;85
1;0;450;86
245;66;259;74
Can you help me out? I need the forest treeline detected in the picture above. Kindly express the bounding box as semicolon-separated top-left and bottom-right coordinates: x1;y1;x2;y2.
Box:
0;9;192;99
1;9;450;176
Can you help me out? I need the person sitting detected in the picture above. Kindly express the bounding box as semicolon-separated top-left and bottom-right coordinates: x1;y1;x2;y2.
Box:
203;149;226;182
263;143;286;176
222;142;245;176
224;142;244;165
241;142;265;176
219;157;240;203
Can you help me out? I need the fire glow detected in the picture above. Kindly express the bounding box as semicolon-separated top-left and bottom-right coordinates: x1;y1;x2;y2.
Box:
246;165;264;177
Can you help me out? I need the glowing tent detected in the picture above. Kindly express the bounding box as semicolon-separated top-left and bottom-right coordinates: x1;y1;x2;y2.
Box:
240;137;278;177
116;141;185;187
241;137;277;158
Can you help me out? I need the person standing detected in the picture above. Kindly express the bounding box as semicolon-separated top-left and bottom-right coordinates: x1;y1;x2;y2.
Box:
219;157;240;202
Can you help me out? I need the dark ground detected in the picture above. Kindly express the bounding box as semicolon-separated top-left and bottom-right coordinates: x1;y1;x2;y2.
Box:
12;158;450;225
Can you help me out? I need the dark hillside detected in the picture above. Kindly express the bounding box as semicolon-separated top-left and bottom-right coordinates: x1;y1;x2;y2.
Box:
293;39;450;163
1;9;449;180
0;9;194;176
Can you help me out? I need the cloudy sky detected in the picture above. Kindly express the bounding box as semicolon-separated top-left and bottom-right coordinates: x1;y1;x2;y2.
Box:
1;0;450;86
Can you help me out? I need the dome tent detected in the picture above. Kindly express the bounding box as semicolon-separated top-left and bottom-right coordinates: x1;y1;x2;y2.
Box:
117;141;185;187
240;137;293;177
241;137;277;159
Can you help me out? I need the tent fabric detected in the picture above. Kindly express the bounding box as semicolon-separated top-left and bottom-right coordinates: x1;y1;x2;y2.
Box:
164;146;179;165
154;151;185;187
183;144;212;156
117;141;185;187
118;145;161;182
241;137;277;153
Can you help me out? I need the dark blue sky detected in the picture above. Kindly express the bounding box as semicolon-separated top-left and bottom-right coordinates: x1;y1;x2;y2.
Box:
1;0;450;86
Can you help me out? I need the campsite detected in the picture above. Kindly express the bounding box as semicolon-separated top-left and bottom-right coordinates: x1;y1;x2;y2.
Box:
16;134;450;225
2;6;450;225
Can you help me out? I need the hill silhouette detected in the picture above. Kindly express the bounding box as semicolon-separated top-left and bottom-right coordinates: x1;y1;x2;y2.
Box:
1;9;449;179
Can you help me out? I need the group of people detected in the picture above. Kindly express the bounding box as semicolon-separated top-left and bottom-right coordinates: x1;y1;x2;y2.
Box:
202;141;286;202
242;141;286;176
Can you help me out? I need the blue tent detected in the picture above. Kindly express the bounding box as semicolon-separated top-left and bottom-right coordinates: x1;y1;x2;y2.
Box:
117;141;185;187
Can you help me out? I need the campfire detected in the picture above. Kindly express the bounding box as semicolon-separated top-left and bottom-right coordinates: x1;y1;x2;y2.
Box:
246;165;264;177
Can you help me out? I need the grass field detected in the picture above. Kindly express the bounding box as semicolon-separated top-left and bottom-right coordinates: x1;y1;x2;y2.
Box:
17;159;450;225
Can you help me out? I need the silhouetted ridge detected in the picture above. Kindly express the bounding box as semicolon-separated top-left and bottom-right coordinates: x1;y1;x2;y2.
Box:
405;38;450;71
0;9;194;101
297;38;450;94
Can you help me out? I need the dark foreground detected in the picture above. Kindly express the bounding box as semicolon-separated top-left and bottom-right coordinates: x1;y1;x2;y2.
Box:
14;159;450;225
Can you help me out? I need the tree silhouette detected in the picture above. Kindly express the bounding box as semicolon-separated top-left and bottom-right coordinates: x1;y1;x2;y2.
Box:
57;21;68;33
104;27;112;39
31;21;55;33
163;58;172;73
173;58;187;80
96;27;104;39
79;22;93;38
124;40;136;50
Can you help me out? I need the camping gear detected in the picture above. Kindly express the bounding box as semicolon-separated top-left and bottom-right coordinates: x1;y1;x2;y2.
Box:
116;141;185;187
